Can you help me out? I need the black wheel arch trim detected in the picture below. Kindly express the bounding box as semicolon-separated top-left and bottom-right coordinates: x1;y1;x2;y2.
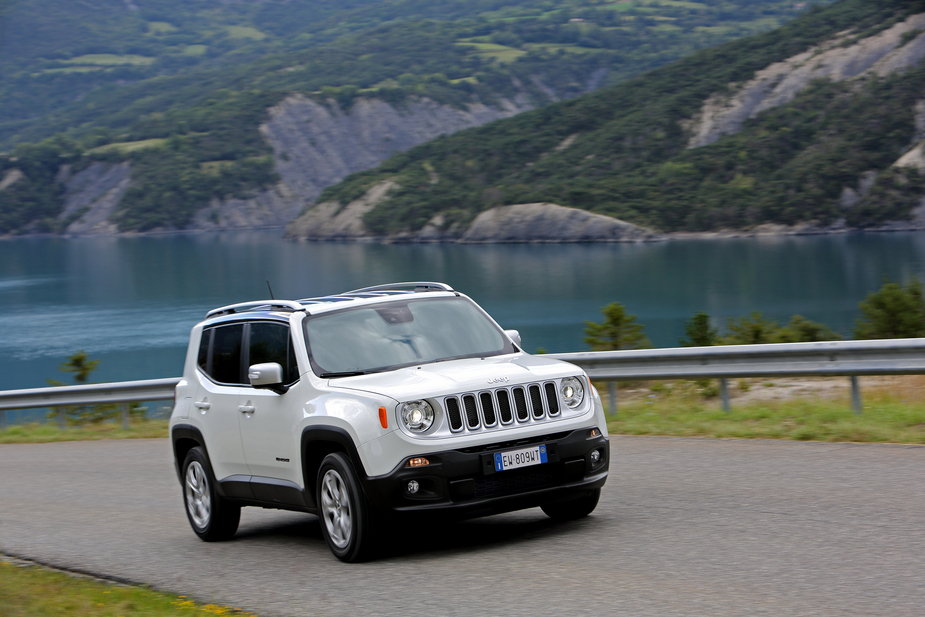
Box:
171;424;209;483
300;426;367;509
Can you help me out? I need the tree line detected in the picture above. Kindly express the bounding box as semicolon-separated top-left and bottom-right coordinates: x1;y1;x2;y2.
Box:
585;278;925;351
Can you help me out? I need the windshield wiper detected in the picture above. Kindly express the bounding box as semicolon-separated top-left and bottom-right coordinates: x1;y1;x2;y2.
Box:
318;370;371;378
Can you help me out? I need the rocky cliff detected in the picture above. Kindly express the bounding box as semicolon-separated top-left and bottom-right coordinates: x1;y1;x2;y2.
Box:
56;93;536;235
687;13;925;148
286;184;660;243
57;162;132;235
183;94;533;232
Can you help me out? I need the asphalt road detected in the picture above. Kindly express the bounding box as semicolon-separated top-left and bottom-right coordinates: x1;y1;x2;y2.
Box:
1;436;923;617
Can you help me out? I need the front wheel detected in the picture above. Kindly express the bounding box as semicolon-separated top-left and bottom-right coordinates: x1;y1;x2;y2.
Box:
541;488;601;521
182;447;240;541
317;452;375;562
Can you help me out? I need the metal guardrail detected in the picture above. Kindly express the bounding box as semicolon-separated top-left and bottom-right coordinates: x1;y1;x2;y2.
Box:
1;339;923;428
547;338;925;414
0;378;180;412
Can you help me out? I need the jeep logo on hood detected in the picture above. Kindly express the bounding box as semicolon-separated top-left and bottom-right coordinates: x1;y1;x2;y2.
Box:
487;376;510;384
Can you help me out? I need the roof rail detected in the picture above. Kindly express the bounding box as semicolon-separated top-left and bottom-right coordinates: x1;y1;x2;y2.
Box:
206;300;306;319
345;282;455;294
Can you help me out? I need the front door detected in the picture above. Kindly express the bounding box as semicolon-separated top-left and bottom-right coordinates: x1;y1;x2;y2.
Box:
238;322;300;486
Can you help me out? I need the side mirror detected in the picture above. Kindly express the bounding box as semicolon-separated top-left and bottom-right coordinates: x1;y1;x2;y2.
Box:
248;363;289;395
504;329;522;348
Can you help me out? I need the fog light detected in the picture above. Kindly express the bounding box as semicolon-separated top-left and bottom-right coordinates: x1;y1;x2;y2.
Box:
407;480;420;494
590;449;601;464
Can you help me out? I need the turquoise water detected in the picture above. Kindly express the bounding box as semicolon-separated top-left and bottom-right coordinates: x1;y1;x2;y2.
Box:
1;231;924;396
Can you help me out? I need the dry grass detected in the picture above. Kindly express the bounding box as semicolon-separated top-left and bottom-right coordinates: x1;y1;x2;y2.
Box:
0;420;168;444
599;375;925;443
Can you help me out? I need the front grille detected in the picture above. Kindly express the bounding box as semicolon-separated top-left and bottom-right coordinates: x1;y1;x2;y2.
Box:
463;395;479;429
446;397;463;431
443;381;562;433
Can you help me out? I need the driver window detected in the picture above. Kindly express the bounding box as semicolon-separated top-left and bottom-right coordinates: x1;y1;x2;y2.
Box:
249;322;299;385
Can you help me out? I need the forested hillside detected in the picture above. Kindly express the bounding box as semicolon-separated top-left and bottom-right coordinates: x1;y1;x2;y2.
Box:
0;0;827;235
310;0;925;237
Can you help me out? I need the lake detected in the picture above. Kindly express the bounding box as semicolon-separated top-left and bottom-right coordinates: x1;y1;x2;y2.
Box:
1;230;924;399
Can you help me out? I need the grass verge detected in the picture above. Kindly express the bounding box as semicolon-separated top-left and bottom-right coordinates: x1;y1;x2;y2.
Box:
0;421;168;444
600;379;925;444
0;558;255;617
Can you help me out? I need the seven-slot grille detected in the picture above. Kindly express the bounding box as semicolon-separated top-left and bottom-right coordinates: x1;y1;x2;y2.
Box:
443;382;562;433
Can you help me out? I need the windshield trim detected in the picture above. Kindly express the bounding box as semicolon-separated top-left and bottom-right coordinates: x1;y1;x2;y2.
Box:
301;296;516;378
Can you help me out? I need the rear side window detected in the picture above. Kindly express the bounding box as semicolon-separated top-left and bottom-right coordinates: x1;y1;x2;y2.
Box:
249;322;300;385
210;324;245;385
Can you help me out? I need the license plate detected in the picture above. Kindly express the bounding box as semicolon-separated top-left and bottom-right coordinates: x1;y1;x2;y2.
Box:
494;444;547;472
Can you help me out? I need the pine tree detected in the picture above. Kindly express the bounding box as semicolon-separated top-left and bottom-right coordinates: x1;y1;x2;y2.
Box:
721;311;780;345
679;311;719;347
775;315;841;342
854;278;925;339
584;302;650;351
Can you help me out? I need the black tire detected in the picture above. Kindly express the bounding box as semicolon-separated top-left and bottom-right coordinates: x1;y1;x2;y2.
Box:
181;447;240;541
316;452;375;562
541;488;601;521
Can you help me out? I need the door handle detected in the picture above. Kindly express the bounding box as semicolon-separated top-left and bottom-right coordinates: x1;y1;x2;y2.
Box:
194;401;211;410
238;404;255;414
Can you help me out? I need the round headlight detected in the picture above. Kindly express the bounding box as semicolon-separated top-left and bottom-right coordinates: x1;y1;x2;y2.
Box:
560;376;584;409
399;400;435;433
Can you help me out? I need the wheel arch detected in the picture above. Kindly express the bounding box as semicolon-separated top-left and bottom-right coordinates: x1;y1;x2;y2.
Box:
171;424;208;483
300;426;366;509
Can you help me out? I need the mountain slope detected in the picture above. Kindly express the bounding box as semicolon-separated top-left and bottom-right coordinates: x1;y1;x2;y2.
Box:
0;0;829;235
292;0;925;239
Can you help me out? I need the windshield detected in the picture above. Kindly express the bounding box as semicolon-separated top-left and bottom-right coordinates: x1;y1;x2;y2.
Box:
303;297;516;376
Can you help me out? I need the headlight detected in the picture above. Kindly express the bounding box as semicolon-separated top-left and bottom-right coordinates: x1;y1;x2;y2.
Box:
399;400;435;433
560;376;584;409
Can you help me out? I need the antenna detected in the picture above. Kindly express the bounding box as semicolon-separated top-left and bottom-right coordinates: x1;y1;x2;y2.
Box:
266;280;275;300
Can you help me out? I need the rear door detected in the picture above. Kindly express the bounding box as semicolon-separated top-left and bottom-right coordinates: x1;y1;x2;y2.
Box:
193;324;249;479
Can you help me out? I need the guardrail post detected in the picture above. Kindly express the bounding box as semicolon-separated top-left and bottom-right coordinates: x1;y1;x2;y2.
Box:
0;409;6;431
720;378;731;413
850;376;862;415
608;381;617;417
57;407;66;430
121;404;130;430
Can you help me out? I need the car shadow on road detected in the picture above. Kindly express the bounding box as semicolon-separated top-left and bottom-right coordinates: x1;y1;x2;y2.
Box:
230;508;602;561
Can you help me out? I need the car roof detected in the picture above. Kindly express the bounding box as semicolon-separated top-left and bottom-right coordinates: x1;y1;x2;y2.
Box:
203;282;459;321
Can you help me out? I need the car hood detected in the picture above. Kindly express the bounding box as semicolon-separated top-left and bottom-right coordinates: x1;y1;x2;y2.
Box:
326;353;580;402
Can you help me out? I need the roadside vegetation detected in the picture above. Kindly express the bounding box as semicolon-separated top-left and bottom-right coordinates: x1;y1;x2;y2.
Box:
599;377;925;444
0;558;255;617
0;421;169;445
583;277;925;349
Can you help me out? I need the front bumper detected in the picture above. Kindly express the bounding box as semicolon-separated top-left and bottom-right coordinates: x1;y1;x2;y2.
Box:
360;428;609;519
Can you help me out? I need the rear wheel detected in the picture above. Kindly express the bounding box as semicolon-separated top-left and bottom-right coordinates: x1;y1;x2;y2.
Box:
317;452;375;562
182;447;240;541
541;489;600;521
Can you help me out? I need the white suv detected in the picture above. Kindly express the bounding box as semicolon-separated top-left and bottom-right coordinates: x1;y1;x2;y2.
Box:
170;282;609;561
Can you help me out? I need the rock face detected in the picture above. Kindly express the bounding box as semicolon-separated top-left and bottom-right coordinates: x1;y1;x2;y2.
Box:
287;194;660;243
459;203;659;243
687;13;925;148
57;162;132;235
189;94;534;231
285;181;398;240
54;93;535;235
190;184;305;231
